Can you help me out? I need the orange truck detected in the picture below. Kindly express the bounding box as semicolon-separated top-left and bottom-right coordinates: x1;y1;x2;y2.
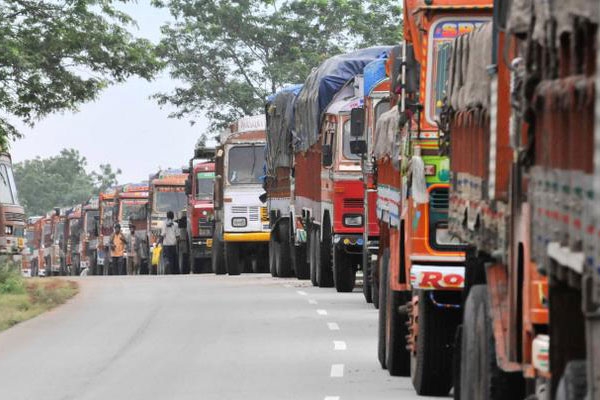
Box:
23;216;42;277
97;187;118;275
442;1;600;399
358;1;492;396
80;196;99;274
66;205;82;275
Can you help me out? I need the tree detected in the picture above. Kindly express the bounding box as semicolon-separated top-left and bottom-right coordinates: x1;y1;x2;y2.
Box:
152;0;402;131
91;164;122;195
14;149;95;216
0;0;162;144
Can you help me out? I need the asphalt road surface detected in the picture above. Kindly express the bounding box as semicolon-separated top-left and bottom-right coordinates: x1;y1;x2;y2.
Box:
0;274;436;400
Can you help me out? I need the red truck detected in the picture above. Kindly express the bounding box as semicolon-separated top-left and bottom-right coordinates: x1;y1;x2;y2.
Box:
0;152;26;264
66;205;82;275
80;196;99;274
292;48;391;292
97;188;118;275
184;147;215;273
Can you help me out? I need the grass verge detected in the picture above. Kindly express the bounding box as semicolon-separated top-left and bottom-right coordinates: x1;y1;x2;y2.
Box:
0;263;78;332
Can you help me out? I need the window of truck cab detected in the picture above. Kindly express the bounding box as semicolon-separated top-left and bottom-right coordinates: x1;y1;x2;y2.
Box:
425;17;489;126
0;163;18;204
154;187;187;213
196;172;215;200
342;118;361;160
226;145;265;185
85;211;99;235
121;200;147;221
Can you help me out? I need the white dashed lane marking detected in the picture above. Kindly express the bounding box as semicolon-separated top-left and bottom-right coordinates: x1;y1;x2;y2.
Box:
327;322;340;331
333;341;347;351
317;309;328;316
296;290;307;296
324;397;340;400
330;364;344;378
308;299;318;305
283;284;292;288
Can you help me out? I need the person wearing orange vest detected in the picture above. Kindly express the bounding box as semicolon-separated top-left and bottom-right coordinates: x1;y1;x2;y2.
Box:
110;224;128;275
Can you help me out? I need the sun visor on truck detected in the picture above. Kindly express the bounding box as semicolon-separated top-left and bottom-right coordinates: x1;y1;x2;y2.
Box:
294;46;393;153
265;85;303;175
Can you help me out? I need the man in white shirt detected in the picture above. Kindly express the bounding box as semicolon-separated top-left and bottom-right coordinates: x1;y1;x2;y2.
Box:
160;210;180;274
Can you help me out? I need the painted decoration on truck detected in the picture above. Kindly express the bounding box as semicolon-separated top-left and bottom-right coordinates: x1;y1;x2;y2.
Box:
410;265;465;290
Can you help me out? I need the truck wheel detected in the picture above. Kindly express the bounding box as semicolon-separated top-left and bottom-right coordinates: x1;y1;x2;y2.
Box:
179;250;190;275
292;243;310;280
363;256;373;303
225;242;241;275
276;220;293;277
317;222;334;288
386;289;411;377
372;258;380;309
333;245;356;292
556;360;587;400
453;325;462;400
378;249;389;369
460;285;524;400
212;232;226;275
411;290;459;395
269;233;278;277
309;226;318;286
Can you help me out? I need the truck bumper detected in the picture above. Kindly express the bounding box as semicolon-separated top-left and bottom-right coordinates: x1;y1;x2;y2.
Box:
191;238;213;258
223;232;270;242
332;234;364;255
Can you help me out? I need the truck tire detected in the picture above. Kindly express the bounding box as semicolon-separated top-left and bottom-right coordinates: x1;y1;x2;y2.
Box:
386;289;411;377
363;257;373;303
225;242;241;275
411;290;460;395
309;226;318;286
378;249;389;369
333;245;356;292
372;258;380;309
276;220;293;277
269;233;278;277
292;243;310;280
317;221;334;288
179;250;190;274
212;232;226;275
556;360;587;400
460;285;524;400
453;325;462;400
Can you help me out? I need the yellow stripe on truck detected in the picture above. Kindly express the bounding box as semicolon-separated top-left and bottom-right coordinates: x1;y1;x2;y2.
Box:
223;232;270;242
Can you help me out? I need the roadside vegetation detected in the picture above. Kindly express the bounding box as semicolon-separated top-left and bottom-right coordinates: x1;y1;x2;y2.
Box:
0;262;78;332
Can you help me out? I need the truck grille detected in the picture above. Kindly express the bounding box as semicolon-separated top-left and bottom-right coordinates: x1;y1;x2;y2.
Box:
429;188;449;210
5;212;25;222
249;207;259;222
344;198;364;209
231;206;247;214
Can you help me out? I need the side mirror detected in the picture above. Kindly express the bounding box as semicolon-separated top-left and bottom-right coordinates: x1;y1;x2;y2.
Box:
182;167;190;174
350;108;365;138
185;178;192;196
350;140;367;155
322;144;333;167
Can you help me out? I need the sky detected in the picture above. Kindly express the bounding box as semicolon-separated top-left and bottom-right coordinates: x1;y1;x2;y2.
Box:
11;1;209;184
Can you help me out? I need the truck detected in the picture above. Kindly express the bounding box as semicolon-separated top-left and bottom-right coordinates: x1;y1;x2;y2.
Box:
148;170;187;274
80;197;99;274
211;115;270;276
50;208;70;276
292;47;391;292
183;146;216;274
41;213;53;276
264;85;310;279
354;53;393;304
354;1;492;395
23;217;41;277
66;205;82;275
117;183;149;236
0;152;25;264
444;1;600;399
97;188;118;274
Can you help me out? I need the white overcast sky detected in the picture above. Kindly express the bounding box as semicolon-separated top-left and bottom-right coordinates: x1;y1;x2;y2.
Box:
11;1;209;184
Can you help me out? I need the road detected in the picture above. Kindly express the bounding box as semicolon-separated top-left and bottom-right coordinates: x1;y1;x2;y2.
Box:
0;274;434;400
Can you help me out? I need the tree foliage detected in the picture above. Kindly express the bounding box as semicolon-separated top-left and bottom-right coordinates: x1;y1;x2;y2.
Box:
153;0;402;131
0;0;162;143
14;149;121;216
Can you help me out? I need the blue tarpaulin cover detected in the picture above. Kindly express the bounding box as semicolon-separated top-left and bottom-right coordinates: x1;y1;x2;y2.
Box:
363;57;389;97
294;47;392;152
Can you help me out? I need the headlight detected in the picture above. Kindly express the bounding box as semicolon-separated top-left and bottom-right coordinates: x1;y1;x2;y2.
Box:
343;214;363;227
5;225;12;235
231;217;247;228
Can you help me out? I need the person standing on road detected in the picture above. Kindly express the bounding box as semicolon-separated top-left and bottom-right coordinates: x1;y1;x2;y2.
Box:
126;223;140;275
160;210;179;274
110;224;127;275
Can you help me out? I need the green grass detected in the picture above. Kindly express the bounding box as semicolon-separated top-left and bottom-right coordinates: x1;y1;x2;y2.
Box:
0;262;78;331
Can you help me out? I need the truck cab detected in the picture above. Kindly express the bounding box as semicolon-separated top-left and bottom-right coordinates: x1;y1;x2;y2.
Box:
50;209;69;275
212;115;269;275
67;206;82;275
117;183;149;238
97;188;118;274
0;152;25;263
80;197;99;274
184;156;215;274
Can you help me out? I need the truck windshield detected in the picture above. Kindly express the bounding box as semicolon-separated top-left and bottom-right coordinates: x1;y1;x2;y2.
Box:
121;201;147;221
85;211;99;235
54;222;65;242
342;120;361;160
101;202;115;228
227;145;265;184
0;163;19;205
154;189;187;213
426;19;487;124
196;172;214;200
26;230;34;250
69;219;81;240
43;223;51;243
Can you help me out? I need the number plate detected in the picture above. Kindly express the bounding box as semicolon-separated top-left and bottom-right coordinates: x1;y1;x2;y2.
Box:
206;239;213;248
